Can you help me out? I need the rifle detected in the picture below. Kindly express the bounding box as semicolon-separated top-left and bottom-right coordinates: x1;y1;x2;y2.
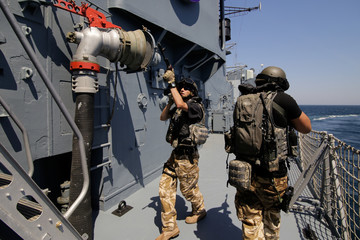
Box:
158;43;174;96
157;43;172;70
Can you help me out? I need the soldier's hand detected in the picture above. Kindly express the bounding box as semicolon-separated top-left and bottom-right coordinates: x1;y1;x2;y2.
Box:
163;69;175;84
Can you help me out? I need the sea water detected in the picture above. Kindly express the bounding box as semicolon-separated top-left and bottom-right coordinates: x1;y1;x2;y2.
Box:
300;105;360;150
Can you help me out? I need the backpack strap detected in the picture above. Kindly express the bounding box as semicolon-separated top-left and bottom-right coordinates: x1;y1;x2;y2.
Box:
272;101;286;117
259;92;276;138
272;101;288;125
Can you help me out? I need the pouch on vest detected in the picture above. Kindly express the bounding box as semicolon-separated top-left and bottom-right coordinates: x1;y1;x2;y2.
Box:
261;137;278;172
188;103;208;146
189;123;208;145
166;123;175;144
228;160;252;190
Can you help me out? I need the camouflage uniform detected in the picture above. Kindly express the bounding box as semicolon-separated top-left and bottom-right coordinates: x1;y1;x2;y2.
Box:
235;174;288;240
159;148;205;232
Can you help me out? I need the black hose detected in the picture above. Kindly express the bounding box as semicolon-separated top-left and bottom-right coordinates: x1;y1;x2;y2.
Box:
68;93;94;240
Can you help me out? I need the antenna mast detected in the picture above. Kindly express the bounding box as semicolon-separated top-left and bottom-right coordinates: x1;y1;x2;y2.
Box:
224;2;261;17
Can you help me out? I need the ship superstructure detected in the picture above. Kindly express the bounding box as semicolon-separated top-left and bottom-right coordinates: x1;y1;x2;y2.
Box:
0;0;229;238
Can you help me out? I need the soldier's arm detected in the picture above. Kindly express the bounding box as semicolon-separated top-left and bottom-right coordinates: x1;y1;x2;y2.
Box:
291;112;312;134
160;101;173;121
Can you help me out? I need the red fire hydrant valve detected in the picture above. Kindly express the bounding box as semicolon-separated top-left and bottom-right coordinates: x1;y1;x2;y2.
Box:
70;61;100;72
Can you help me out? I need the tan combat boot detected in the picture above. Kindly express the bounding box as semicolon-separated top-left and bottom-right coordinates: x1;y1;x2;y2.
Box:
185;209;207;224
155;227;180;240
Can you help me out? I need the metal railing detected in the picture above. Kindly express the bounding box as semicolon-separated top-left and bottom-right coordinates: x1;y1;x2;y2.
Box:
0;96;33;177
296;130;360;240
0;0;88;221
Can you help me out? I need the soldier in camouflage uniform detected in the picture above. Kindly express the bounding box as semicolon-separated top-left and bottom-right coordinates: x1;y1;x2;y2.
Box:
233;66;312;239
156;69;206;240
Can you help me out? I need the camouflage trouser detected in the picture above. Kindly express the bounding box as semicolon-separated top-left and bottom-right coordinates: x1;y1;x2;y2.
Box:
159;149;205;232
235;175;288;240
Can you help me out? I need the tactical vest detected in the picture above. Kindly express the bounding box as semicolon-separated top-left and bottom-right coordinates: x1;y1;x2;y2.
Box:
232;91;288;172
166;98;204;148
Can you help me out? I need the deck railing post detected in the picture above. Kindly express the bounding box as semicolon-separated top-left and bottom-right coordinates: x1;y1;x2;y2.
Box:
329;134;349;240
320;134;332;218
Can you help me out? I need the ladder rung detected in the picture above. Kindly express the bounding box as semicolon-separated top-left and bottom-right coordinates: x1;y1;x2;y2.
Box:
92;142;111;150
0;172;13;188
94;124;110;129
17;198;43;221
90;158;111;171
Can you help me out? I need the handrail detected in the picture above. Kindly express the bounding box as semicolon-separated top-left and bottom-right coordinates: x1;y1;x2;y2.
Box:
289;138;329;208
0;0;89;220
295;130;359;239
0;96;34;177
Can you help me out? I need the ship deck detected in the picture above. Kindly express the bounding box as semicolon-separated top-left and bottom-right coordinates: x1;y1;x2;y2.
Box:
93;134;335;240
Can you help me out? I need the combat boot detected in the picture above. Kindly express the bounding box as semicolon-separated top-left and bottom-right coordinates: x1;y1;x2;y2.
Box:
185;209;207;224
155;227;180;240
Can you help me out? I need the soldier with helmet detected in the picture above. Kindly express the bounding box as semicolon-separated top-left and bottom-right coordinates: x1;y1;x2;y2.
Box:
233;66;312;239
156;69;207;240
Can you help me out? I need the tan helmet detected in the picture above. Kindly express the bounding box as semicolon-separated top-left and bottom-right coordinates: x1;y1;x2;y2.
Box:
259;66;286;78
255;66;289;90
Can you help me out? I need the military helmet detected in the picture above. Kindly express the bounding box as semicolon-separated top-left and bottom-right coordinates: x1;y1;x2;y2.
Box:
255;66;289;90
177;78;198;96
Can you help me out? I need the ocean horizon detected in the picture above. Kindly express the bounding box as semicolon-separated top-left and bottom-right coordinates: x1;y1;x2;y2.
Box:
299;105;360;150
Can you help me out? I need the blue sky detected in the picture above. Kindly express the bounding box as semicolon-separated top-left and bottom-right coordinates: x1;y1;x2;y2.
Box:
224;0;360;105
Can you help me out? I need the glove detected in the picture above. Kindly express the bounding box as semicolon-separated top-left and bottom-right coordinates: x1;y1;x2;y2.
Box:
163;69;175;84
